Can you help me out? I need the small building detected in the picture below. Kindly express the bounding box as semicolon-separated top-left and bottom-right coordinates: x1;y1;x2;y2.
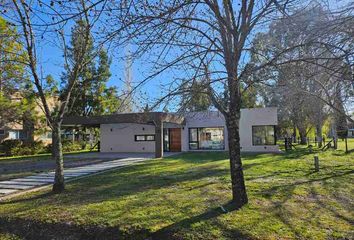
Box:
63;107;279;157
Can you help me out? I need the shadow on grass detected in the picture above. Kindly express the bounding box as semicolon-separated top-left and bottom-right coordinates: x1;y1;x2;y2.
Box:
0;215;151;240
151;201;251;240
0;192;55;205
1;162;229;206
0;203;250;240
309;186;354;225
260;169;354;198
263;169;354;239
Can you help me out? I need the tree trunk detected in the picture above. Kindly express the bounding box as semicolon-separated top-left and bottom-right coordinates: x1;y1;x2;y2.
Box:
226;112;248;208
316;124;323;148
52;123;65;193
298;127;307;145
292;125;297;143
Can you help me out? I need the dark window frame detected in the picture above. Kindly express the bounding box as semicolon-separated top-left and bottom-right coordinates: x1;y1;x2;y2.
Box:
134;134;155;142
189;128;199;150
0;129;4;135
252;125;276;146
188;127;225;150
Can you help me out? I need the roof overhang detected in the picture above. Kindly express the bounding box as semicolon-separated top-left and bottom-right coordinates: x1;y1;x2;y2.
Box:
62;112;185;128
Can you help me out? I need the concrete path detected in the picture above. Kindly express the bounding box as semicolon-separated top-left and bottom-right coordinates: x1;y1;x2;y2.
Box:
0;154;155;199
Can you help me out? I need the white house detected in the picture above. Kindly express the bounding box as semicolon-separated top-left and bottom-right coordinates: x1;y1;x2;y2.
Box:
63;107;279;157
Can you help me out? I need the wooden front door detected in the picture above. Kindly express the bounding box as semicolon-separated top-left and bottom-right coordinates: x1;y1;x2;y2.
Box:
169;128;181;152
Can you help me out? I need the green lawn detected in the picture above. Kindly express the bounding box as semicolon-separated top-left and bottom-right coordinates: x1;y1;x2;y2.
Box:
0;148;353;240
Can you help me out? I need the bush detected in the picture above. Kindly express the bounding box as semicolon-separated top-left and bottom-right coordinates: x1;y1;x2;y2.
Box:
1;140;22;156
62;139;86;152
0;140;46;156
1;139;87;156
46;139;87;153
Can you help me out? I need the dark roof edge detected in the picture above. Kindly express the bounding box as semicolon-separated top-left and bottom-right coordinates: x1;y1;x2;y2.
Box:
62;112;185;127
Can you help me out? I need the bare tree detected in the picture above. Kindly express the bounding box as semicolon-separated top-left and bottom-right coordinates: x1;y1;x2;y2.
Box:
4;0;106;192
102;0;307;208
258;3;353;122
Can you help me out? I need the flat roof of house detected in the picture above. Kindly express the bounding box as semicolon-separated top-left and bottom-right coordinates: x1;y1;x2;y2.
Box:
62;112;185;127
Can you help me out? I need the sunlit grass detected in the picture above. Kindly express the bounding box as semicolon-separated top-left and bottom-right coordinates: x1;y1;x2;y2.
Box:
0;148;353;239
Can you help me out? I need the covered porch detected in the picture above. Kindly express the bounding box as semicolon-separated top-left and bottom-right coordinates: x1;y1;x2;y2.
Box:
62;112;185;158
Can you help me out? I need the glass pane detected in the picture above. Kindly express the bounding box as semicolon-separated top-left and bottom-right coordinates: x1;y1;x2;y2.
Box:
252;126;275;145
19;130;27;139
136;135;145;141
265;126;275;144
198;128;224;150
8;131;19;139
189;128;198;142
146;135;155;141
189;142;198;150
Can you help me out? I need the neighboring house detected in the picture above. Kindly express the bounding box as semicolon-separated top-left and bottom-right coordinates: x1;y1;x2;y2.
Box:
63;107;279;157
0;94;54;145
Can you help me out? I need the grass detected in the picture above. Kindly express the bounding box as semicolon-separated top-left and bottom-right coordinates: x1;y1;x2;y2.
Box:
0;147;353;239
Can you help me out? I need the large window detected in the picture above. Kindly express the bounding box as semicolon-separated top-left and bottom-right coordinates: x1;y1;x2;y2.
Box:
189;127;224;150
0;129;4;135
135;134;155;141
252;125;276;145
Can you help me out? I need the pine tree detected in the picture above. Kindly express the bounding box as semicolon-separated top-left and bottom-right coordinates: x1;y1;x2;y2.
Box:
64;20;120;117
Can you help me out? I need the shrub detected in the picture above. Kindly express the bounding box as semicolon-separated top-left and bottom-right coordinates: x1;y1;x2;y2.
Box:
1;140;22;156
0;140;46;156
48;139;87;153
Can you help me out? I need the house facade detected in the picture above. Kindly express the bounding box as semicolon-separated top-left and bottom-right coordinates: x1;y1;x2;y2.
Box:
63;107;279;157
0;93;54;145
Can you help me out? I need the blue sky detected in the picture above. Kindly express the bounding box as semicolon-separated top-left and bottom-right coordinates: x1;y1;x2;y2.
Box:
5;0;352;112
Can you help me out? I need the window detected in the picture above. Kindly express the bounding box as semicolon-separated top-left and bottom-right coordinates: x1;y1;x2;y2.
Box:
146;135;155;141
252;125;276;145
0;129;4;135
135;134;155;141
189;128;199;150
8;130;28;140
19;130;28;139
189;127;225;150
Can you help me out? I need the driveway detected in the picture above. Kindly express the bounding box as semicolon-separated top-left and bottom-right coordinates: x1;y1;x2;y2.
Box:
0;152;178;199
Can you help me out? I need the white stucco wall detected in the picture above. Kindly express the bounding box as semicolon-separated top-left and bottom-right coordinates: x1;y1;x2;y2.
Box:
100;107;279;153
239;108;278;152
182;108;279;152
100;123;155;152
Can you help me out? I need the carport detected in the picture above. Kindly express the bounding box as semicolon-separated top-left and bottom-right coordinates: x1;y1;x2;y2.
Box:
62;112;185;158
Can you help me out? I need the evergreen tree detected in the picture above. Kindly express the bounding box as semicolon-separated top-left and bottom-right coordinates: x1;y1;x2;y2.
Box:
180;81;211;112
64;20;120;117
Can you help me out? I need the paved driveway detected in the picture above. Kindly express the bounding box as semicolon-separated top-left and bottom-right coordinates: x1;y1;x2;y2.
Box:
0;152;178;199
